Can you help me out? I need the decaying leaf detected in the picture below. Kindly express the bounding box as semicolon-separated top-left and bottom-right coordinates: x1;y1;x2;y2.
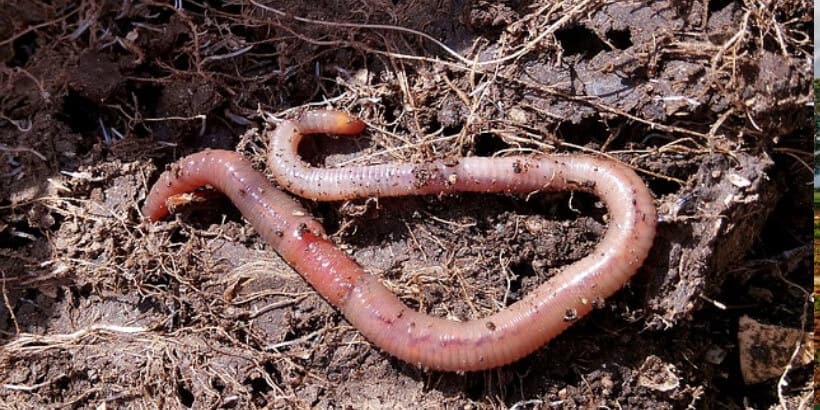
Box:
737;315;813;385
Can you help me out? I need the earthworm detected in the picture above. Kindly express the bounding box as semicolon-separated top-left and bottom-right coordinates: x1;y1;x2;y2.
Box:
144;110;657;372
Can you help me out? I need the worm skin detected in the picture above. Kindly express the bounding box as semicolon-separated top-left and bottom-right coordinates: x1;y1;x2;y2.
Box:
144;110;657;372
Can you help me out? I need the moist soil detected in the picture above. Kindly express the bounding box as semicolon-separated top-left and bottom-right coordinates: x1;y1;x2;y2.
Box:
0;1;813;408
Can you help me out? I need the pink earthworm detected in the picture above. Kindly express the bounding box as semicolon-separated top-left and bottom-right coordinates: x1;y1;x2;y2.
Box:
143;110;656;372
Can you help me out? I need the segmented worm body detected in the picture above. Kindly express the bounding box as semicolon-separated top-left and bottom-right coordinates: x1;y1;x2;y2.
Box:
144;110;656;372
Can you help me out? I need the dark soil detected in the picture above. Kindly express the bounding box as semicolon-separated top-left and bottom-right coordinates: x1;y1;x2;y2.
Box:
0;1;813;408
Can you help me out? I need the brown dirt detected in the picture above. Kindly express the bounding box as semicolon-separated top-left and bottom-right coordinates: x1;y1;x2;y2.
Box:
0;1;813;408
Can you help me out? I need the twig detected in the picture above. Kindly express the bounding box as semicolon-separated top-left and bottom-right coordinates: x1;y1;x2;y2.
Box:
0;143;48;162
4;324;148;353
1;270;19;335
773;267;811;409
0;7;81;46
3;373;66;392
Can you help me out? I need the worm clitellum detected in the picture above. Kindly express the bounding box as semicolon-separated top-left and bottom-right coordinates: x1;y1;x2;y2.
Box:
143;110;656;372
